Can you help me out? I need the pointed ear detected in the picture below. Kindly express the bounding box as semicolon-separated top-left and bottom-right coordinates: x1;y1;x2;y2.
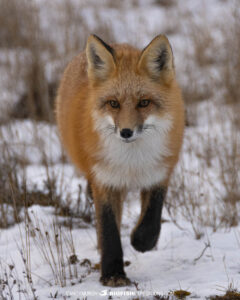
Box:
138;35;175;84
86;35;116;81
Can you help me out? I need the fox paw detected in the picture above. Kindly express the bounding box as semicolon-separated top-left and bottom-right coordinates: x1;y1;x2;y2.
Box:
100;275;131;287
131;225;159;252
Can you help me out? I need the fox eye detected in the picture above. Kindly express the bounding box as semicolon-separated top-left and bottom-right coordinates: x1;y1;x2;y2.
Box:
109;100;120;108
138;99;150;108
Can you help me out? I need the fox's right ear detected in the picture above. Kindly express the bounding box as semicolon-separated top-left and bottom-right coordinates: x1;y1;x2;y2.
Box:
138;35;175;84
86;35;116;82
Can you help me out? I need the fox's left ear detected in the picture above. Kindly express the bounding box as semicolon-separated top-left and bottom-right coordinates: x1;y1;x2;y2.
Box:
86;35;116;82
138;35;175;84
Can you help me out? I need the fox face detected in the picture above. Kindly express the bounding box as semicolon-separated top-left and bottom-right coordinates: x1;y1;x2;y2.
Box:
87;35;175;145
92;80;171;144
85;35;179;189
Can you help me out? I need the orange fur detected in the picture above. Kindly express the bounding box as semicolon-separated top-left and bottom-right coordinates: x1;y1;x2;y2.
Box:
56;34;184;286
56;38;184;185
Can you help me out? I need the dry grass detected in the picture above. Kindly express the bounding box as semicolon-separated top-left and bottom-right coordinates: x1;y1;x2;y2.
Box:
0;0;238;252
221;4;240;106
0;0;239;297
0;216;80;299
0;0;41;48
179;2;240;129
0;152;56;228
208;291;240;300
154;0;176;8
0;158;93;230
0;0;55;123
0;121;93;229
208;284;240;300
165;0;240;237
27;216;79;287
173;290;191;299
0;0;115;124
0;262;27;300
167;109;240;238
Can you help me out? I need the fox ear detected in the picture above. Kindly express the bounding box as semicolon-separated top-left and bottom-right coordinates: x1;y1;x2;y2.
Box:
86;35;116;81
138;35;175;84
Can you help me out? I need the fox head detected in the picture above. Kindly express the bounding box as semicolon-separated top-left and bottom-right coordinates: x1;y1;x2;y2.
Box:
86;34;179;144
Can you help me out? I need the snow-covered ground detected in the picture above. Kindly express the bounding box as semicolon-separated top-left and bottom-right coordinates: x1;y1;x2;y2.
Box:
1;200;240;299
0;0;240;299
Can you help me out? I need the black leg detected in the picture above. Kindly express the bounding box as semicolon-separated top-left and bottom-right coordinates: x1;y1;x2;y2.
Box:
131;187;166;252
100;204;130;286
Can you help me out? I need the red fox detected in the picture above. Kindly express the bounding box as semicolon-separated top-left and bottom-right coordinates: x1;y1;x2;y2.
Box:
56;34;184;287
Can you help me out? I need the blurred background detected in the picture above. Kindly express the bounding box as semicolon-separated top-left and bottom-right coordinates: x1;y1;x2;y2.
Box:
0;0;239;297
0;0;240;234
0;0;239;240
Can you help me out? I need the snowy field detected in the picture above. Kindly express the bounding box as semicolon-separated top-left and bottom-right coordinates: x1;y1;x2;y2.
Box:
0;0;240;299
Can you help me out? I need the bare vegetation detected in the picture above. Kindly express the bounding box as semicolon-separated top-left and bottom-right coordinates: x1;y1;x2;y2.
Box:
208;285;240;300
0;0;239;298
0;0;115;123
166;0;240;237
0;0;55;123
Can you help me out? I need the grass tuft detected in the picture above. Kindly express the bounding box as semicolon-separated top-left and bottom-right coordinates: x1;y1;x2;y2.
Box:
173;290;191;299
208;290;240;300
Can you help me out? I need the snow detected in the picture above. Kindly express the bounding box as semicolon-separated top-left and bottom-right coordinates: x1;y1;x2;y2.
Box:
0;0;240;299
0;121;62;165
1;202;240;299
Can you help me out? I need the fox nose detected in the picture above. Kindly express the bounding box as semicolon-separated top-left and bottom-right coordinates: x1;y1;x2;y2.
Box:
120;128;133;139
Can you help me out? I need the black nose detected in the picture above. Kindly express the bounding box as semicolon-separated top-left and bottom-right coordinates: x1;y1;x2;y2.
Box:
120;128;133;139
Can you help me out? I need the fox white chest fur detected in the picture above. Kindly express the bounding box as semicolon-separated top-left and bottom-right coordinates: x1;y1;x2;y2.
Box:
92;113;173;189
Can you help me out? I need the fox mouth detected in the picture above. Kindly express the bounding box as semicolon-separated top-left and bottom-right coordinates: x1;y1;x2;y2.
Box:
120;137;137;143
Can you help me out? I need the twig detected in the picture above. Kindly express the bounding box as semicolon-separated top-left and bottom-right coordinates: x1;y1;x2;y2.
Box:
193;242;210;264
